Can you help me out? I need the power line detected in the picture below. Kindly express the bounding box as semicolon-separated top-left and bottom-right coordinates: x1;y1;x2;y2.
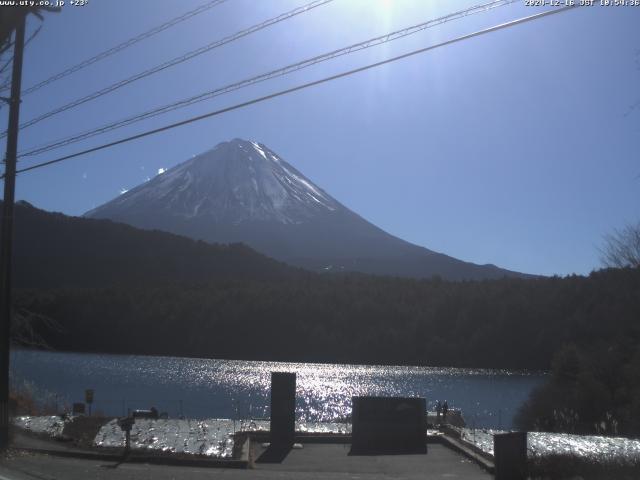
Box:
5;0;229;97
18;0;518;158
3;0;333;137
10;5;577;178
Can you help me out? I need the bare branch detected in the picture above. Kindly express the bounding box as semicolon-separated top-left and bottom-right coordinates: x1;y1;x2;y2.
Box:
11;308;62;349
601;222;640;269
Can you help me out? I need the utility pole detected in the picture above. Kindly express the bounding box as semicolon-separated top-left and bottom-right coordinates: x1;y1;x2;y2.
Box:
0;12;26;450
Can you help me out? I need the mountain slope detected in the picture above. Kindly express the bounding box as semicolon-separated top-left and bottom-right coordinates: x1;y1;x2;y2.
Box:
86;138;529;280
6;201;294;289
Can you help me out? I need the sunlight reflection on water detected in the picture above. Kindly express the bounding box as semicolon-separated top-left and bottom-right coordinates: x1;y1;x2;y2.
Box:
10;350;545;429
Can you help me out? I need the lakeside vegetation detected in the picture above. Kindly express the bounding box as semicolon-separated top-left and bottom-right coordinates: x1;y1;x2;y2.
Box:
15;266;640;370
516;340;640;436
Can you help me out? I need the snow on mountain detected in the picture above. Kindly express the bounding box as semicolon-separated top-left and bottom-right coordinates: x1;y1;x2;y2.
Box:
87;139;339;225
86;139;529;280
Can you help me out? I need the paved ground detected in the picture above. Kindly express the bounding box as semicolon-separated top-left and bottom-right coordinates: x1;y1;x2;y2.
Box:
254;443;492;479
0;444;492;480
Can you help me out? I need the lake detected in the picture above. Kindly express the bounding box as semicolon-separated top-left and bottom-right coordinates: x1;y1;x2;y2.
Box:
10;349;545;429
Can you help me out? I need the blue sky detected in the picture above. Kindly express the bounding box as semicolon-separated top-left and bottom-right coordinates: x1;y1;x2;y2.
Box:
1;0;638;276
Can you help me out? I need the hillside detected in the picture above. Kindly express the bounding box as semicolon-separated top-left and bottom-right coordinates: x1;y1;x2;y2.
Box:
5;201;295;289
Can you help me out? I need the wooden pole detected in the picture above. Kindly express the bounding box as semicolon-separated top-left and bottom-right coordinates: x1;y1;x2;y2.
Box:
0;12;26;450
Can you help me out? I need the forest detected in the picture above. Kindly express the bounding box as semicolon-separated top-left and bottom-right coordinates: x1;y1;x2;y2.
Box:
14;267;640;371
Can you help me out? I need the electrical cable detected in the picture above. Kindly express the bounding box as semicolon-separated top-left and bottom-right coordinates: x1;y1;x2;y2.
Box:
18;0;518;158
1;0;230;96
4;0;333;137
9;5;577;178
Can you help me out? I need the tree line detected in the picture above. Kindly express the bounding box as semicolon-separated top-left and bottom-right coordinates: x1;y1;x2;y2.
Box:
15;267;640;372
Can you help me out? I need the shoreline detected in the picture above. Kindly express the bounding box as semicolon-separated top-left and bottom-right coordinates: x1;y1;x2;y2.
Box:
10;346;548;375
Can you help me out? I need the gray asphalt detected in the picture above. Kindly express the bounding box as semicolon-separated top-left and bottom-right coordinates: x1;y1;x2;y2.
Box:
0;444;492;479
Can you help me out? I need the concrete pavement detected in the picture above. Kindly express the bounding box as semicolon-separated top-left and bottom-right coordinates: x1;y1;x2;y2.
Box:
0;443;492;480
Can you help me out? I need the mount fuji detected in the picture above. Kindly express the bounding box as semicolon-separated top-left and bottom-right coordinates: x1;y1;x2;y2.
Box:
85;139;527;280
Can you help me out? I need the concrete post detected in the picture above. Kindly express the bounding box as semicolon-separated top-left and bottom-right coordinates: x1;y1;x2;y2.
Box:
269;372;296;448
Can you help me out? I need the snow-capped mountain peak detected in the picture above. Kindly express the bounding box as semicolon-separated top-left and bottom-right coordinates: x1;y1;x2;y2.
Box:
86;139;340;225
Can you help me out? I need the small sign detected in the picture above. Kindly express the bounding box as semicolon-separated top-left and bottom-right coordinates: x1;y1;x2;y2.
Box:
85;389;94;404
72;402;86;415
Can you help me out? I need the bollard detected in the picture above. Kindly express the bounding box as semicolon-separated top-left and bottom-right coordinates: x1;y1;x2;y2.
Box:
494;431;527;480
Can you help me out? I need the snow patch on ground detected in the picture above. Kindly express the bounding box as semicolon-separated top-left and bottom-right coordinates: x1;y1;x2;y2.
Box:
94;418;351;458
460;428;640;465
13;415;70;438
95;418;242;457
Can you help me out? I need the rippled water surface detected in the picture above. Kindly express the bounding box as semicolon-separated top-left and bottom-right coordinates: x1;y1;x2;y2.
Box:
10;350;545;429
